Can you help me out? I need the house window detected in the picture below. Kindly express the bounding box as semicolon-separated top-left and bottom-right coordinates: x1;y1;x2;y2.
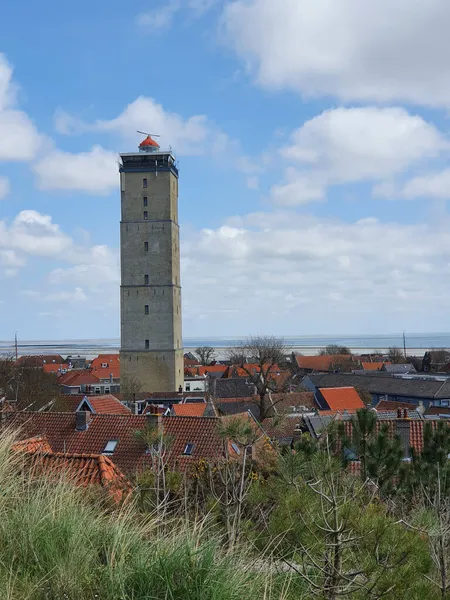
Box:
144;211;148;220
101;362;107;368
145;305;149;315
231;442;241;455
183;443;194;456
144;242;149;251
144;274;149;285
145;339;149;349
143;196;148;207
143;178;147;188
185;383;191;391
103;440;118;455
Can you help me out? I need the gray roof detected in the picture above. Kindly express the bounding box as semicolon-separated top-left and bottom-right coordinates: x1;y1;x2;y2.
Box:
382;364;416;374
303;414;335;438
212;378;256;399
306;373;450;400
215;400;261;420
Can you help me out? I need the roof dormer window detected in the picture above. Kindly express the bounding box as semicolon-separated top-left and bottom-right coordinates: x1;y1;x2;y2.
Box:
103;440;118;455
183;443;194;456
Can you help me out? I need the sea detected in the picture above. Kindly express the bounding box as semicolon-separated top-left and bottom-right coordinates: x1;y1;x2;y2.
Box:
1;333;450;359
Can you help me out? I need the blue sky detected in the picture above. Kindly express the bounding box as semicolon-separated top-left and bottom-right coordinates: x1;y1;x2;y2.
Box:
2;0;450;341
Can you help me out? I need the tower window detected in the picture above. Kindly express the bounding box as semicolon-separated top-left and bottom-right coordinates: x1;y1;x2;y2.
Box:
144;242;149;251
145;305;149;315
143;211;148;220
143;178;147;188
144;274;149;285
145;339;149;349
143;196;148;207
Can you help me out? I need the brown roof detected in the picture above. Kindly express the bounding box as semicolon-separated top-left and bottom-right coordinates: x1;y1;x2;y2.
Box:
77;395;131;415
15;355;64;368
295;355;353;371
261;415;303;443
4;412;224;474
375;400;417;412
319;387;365;411
425;406;450;416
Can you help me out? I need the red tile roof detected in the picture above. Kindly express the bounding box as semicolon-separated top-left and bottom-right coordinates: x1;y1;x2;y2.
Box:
12;435;52;454
187;365;227;377
77;395;131;415
89;354;120;380
14;442;131;502
43;363;69;374
5;413;224;474
295;355;354;371
58;370;100;387
172;403;206;417
319;387;365;411
361;362;387;371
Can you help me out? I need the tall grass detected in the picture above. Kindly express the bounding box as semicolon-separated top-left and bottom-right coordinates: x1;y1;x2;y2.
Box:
0;431;294;600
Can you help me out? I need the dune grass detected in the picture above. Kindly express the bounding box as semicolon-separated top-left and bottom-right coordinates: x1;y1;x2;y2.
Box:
0;432;293;600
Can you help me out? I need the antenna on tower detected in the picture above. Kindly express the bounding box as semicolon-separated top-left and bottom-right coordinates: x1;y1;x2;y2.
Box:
14;332;18;361
137;130;161;137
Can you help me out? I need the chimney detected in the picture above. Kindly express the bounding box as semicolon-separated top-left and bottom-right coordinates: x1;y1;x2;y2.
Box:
178;385;183;393
397;408;402;419
76;410;91;431
110;372;113;383
417;401;425;415
146;413;163;436
403;409;408;419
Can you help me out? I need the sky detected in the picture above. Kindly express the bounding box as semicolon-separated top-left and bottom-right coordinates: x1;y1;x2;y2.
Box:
2;0;450;340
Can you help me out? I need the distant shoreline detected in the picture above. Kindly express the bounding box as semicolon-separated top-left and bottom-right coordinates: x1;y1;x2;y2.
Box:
0;343;435;360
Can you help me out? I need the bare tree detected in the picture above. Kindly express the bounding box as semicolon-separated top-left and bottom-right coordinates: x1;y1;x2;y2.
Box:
329;355;357;372
387;347;407;364
205;417;258;548
120;374;141;403
318;345;351;356
401;470;450;599
194;346;216;366
228;336;290;421
135;421;174;525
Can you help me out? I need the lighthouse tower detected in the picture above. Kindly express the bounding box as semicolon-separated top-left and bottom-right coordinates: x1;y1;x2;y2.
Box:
119;136;183;393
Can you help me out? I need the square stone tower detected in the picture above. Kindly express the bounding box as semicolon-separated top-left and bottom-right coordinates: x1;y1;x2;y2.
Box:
119;136;183;392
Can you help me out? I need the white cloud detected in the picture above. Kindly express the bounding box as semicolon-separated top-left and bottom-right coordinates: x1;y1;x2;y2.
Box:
33;146;117;194
271;107;447;205
270;168;325;205
0;249;24;268
0;176;9;199
401;169;450;200
137;1;180;29
222;0;450;107
49;244;119;288
137;0;216;29
282;107;446;182
0;54;43;161
45;287;88;303
182;210;450;333
0;210;72;257
56;97;214;157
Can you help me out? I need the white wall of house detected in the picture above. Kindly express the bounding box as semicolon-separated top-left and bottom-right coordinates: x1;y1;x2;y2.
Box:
184;377;206;392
